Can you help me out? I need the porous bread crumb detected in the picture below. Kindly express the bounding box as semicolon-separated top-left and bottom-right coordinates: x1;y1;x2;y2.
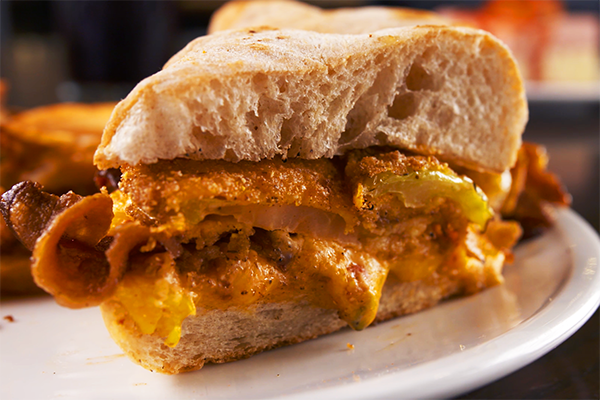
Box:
95;26;526;173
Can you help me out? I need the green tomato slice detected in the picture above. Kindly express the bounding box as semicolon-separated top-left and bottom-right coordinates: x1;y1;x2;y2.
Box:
363;167;493;228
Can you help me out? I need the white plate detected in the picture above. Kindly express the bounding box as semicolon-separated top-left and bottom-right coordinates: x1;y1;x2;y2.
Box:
1;208;599;400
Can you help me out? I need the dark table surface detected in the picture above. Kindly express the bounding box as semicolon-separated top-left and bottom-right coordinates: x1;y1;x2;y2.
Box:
0;36;600;400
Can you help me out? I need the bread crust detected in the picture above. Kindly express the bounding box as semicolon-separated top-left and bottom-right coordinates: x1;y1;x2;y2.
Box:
208;0;451;35
95;26;526;173
101;275;461;374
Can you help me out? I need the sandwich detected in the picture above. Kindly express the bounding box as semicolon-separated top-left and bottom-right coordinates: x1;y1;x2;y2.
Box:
1;24;568;373
0;100;116;294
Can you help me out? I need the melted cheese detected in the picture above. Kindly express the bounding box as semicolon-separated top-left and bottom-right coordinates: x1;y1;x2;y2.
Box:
114;253;196;347
107;154;505;346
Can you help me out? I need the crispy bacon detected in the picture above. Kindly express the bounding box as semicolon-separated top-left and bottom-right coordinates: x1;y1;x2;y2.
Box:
0;184;44;294
0;181;83;250
0;101;116;294
502;142;571;238
1;182;115;307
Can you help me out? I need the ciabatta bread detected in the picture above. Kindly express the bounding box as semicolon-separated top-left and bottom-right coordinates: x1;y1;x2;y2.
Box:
95;26;527;173
208;0;451;35
101;275;463;374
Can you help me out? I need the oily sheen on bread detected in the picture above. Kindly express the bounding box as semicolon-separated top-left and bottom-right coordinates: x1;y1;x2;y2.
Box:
208;0;452;35
95;26;526;173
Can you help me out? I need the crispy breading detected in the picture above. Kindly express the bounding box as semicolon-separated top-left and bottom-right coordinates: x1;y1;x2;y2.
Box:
120;157;358;234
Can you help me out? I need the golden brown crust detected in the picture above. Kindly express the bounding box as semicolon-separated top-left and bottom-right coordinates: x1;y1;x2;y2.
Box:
345;148;440;181
121;157;357;229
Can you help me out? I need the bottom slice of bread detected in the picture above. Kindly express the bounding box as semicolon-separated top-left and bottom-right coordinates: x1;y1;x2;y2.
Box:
101;275;460;374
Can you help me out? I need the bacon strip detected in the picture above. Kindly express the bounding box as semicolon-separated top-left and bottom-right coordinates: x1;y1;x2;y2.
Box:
0;181;83;250
502;142;571;238
0;182;116;307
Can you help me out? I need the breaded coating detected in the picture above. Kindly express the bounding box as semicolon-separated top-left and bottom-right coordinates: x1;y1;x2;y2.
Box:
121;157;358;232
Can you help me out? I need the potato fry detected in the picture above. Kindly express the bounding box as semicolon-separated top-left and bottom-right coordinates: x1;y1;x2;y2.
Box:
1;102;116;195
2;103;115;149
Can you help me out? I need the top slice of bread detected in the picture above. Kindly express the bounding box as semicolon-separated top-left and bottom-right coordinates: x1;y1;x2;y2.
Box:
208;0;452;35
94;26;527;173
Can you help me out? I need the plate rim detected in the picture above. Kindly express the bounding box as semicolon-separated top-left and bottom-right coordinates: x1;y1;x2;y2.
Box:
279;208;600;400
